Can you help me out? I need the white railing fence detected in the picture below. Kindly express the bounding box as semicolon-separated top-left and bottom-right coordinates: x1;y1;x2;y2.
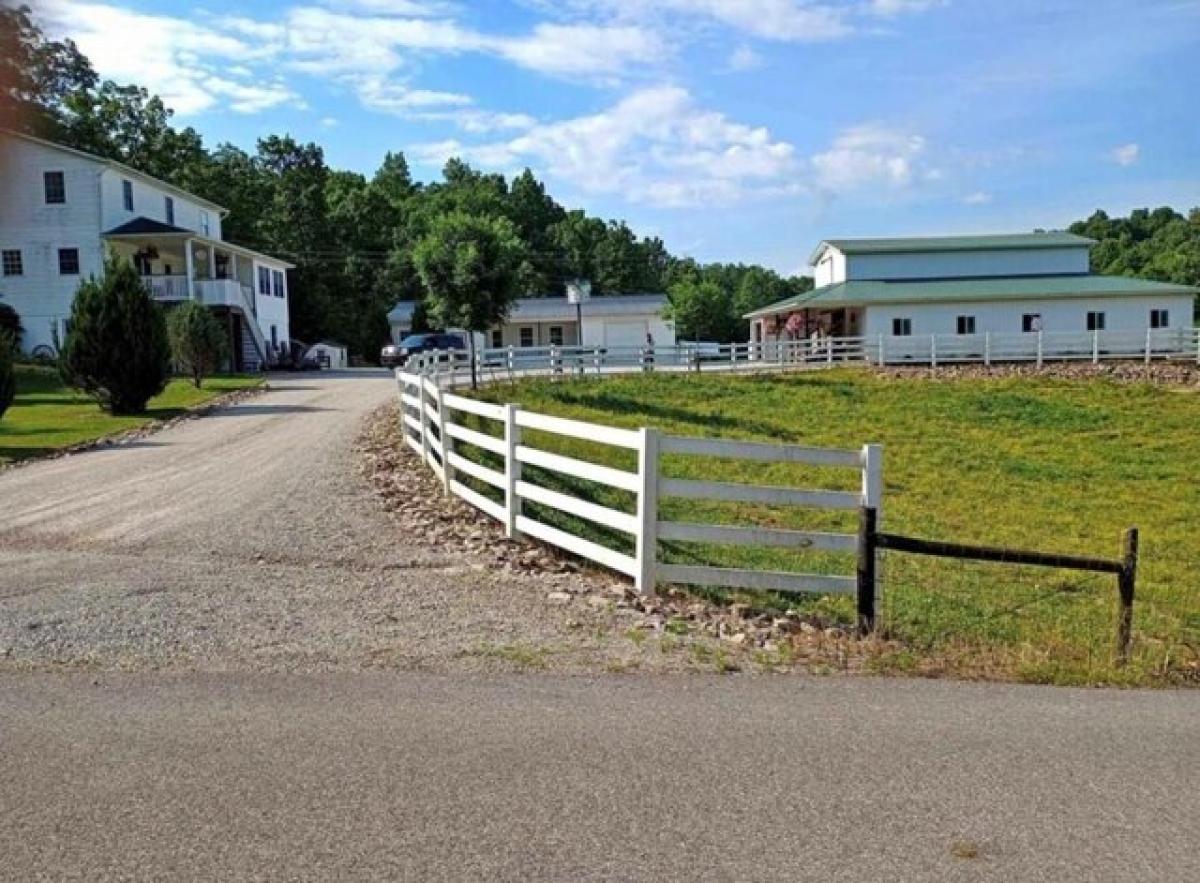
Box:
403;327;1200;382
397;369;883;603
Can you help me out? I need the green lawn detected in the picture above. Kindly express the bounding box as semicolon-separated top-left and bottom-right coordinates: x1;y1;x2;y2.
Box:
469;369;1200;686
0;365;263;464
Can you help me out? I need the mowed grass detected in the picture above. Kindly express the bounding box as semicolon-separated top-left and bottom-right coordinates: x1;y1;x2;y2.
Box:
0;365;263;464
466;369;1200;686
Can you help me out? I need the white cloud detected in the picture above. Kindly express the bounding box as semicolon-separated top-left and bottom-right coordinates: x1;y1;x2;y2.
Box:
727;44;764;71
414;85;799;207
963;190;992;205
868;0;945;17
810;123;932;192
319;116;339;128
493;23;665;77
1111;143;1140;167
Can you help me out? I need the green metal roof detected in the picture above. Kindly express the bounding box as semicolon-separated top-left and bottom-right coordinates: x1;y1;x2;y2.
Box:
745;275;1198;319
809;232;1094;264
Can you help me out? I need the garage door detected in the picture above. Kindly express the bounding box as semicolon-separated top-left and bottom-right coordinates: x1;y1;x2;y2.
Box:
603;321;647;349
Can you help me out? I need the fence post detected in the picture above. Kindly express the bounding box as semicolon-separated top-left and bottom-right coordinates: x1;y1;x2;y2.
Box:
419;375;431;466
930;333;938;369
1093;329;1100;364
635;427;660;595
1115;527;1138;665
503;404;522;540
984;331;991;367
436;384;452;496
878;333;885;366
861;443;883;522
1144;328;1152;365
857;507;878;635
1036;330;1044;368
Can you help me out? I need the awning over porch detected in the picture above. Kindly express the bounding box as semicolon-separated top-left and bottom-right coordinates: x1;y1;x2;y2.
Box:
103;217;295;270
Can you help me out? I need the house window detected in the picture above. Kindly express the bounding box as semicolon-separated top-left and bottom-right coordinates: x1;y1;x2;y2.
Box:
257;266;271;295
58;248;80;275
1150;309;1170;329
164;196;175;225
490;329;503;348
956;316;976;335
1022;313;1042;333
892;318;912;337
1086;311;1106;331
200;211;210;236
272;270;285;297
44;171;66;204
1;250;22;277
549;325;564;346
519;326;534;347
122;180;134;211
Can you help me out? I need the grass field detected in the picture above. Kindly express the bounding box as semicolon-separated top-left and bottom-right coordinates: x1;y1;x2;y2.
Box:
0;365;263;464
468;369;1200;686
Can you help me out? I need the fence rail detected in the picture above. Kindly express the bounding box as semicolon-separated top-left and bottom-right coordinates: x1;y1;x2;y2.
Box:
397;367;883;601
403;327;1200;381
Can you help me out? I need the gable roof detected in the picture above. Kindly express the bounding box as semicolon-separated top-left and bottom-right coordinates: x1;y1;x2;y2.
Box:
0;128;228;215
809;232;1094;265
745;275;1197;318
105;217;192;236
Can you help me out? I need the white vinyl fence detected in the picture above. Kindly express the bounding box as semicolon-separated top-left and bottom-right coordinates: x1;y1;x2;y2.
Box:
397;368;882;598
403;327;1200;380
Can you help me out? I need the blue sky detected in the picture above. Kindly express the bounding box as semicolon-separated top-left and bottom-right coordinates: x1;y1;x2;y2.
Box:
33;0;1200;274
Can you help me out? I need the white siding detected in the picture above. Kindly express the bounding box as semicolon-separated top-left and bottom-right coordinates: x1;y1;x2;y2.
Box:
863;294;1195;338
846;247;1089;281
99;167;222;239
252;260;291;349
814;249;846;286
0;133;105;351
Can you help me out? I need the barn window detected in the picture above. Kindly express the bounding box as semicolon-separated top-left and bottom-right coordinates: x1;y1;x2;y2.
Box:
519;327;534;347
1150;309;1169;329
1086;311;1106;331
44;171;66;204
549;325;564;346
2;250;22;276
891;318;912;337
1022;313;1042;333
956;316;976;335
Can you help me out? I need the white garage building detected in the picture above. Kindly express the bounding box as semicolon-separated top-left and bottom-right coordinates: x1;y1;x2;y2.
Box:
388;293;675;351
747;233;1197;362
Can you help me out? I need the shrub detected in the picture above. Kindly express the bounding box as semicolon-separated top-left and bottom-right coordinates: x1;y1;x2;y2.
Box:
0;332;14;420
167;300;227;388
0;304;22;347
59;253;171;415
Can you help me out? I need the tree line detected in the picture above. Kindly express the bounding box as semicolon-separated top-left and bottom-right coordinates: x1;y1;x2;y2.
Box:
1;5;810;359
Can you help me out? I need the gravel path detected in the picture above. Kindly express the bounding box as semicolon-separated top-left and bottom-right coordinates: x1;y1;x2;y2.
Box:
0;372;634;673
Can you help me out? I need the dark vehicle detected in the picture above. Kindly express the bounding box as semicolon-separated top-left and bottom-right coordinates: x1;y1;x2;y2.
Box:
382;332;466;367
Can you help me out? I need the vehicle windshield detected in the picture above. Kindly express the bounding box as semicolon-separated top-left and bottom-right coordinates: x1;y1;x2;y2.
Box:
399;334;430;347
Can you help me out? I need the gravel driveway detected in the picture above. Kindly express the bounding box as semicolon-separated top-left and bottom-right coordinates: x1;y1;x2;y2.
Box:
0;372;619;672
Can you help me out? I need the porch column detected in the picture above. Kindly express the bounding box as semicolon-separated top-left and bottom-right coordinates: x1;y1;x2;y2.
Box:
209;248;217;279
184;239;196;300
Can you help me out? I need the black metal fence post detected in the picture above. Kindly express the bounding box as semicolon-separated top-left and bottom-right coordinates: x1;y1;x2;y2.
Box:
857;507;878;636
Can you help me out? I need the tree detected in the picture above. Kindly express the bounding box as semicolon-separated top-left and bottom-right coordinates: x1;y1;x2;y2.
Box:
667;279;730;342
167;301;226;388
59;253;171;414
0;303;23;346
0;330;14;420
0;4;97;135
413;212;525;388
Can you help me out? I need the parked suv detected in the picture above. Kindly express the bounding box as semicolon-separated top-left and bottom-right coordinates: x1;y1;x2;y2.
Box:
381;332;466;367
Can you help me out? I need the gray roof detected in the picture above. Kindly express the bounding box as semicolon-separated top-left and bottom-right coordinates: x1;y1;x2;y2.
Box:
389;293;668;324
810;232;1094;264
746;275;1198;318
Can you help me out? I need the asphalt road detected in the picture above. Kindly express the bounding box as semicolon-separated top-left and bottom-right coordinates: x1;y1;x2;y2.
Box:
2;672;1197;882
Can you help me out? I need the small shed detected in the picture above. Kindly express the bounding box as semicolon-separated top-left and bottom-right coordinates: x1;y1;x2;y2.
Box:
306;341;349;369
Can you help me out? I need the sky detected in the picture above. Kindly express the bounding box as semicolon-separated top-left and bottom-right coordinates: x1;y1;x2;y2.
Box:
30;0;1200;274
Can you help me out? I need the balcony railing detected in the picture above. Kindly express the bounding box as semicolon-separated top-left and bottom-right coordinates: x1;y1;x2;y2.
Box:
142;276;255;312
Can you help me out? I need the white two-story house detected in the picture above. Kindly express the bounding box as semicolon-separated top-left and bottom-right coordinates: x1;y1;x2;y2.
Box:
747;233;1197;362
0;129;292;370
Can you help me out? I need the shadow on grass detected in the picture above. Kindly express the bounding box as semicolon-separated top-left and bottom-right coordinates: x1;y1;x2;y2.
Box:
544;389;790;438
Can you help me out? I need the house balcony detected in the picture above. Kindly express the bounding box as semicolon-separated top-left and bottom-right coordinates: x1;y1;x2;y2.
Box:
143;275;256;313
